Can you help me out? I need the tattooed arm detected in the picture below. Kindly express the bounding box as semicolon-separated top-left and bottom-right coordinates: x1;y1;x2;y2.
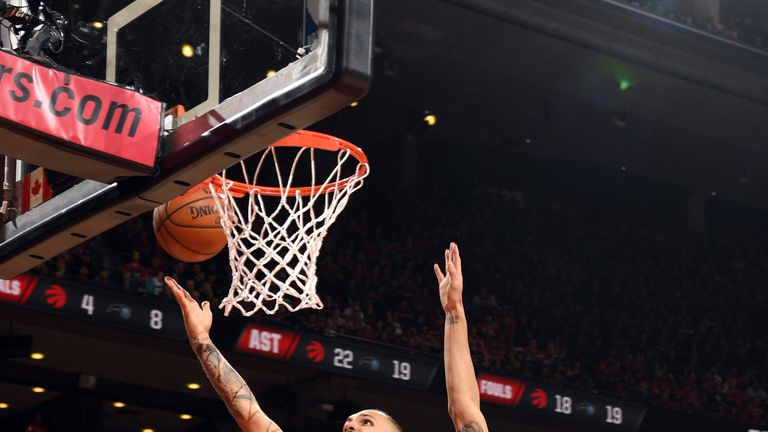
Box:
166;277;281;432
189;336;281;431
434;244;489;432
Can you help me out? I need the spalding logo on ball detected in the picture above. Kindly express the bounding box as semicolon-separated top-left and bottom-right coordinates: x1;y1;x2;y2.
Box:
152;187;227;262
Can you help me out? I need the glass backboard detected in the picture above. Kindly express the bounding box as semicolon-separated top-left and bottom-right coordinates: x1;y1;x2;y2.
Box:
0;0;373;277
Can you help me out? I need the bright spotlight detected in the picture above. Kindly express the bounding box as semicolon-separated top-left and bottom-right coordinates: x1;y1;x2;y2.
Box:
181;44;195;58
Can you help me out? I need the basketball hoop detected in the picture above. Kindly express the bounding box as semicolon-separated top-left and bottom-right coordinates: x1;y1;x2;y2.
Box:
204;131;369;316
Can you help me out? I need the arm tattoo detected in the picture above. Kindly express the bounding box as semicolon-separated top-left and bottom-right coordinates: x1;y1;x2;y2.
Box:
460;421;485;432
447;314;461;325
190;337;280;430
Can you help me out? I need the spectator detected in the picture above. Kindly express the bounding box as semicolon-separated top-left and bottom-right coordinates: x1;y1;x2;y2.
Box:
122;251;146;294
144;271;165;297
37;169;768;426
472;287;498;317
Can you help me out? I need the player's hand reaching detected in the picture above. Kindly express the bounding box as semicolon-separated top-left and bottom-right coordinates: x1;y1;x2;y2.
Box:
166;277;275;432
434;242;464;314
165;276;212;341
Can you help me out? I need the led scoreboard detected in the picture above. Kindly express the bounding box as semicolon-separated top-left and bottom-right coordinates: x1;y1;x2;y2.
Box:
2;274;653;431
235;323;441;390
0;274;186;340
478;373;647;431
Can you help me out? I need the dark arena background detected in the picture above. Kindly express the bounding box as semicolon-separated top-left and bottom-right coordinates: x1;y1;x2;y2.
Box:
1;0;768;431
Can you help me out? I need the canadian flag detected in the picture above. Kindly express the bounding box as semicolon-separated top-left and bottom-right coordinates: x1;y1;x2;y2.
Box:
18;167;52;213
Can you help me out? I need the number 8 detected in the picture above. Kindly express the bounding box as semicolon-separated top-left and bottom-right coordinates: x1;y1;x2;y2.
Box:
150;309;163;330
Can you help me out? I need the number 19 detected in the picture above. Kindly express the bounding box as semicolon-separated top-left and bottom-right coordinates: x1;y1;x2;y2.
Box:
392;360;411;380
605;405;623;424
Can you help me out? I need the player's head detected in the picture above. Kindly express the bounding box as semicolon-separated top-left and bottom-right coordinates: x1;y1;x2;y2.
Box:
343;409;402;432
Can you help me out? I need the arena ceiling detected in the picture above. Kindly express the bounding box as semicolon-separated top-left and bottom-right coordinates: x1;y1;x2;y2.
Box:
365;0;768;207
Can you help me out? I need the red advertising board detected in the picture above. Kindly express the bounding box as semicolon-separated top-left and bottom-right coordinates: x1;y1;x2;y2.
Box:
0;50;163;181
235;323;302;360
478;373;527;407
0;274;38;305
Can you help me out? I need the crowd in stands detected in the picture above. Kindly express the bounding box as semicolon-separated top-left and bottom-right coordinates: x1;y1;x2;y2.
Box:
620;0;768;51
35;171;768;427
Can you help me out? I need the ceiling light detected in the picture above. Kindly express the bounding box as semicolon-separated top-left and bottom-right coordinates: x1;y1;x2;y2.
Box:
349;101;359;107
0;402;9;409
423;114;437;127
181;44;195;58
91;21;104;29
32;387;45;393
30;352;45;360
619;80;630;91
113;402;126;408
186;383;201;390
266;70;277;78
142;429;155;432
179;414;193;420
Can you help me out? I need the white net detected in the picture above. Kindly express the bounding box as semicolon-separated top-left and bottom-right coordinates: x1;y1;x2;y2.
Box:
209;139;368;316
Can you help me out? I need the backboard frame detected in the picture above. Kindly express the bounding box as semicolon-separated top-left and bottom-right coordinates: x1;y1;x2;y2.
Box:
0;0;373;278
106;0;223;126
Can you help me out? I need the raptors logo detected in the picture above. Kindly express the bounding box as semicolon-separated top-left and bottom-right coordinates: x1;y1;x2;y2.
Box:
531;388;548;409
306;340;325;363
44;284;67;309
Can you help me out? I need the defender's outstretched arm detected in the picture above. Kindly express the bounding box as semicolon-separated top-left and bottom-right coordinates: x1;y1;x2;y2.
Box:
434;243;489;432
166;277;282;432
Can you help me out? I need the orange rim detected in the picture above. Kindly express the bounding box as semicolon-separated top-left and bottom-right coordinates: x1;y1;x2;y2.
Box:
200;130;368;198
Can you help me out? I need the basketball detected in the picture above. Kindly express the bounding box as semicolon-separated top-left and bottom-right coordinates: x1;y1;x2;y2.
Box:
152;188;227;262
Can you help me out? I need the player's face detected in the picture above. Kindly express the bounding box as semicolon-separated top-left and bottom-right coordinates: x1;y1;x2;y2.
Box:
343;410;394;432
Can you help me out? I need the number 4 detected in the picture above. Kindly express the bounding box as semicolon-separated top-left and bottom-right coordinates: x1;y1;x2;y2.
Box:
81;295;94;315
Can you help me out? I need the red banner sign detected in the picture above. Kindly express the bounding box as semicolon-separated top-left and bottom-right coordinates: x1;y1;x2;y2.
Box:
478;373;528;407
0;274;38;305
235;323;302;360
0;50;162;174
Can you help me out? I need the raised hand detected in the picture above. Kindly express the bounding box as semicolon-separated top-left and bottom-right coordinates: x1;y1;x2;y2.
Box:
434;242;464;314
165;276;212;341
165;276;281;432
435;243;489;431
